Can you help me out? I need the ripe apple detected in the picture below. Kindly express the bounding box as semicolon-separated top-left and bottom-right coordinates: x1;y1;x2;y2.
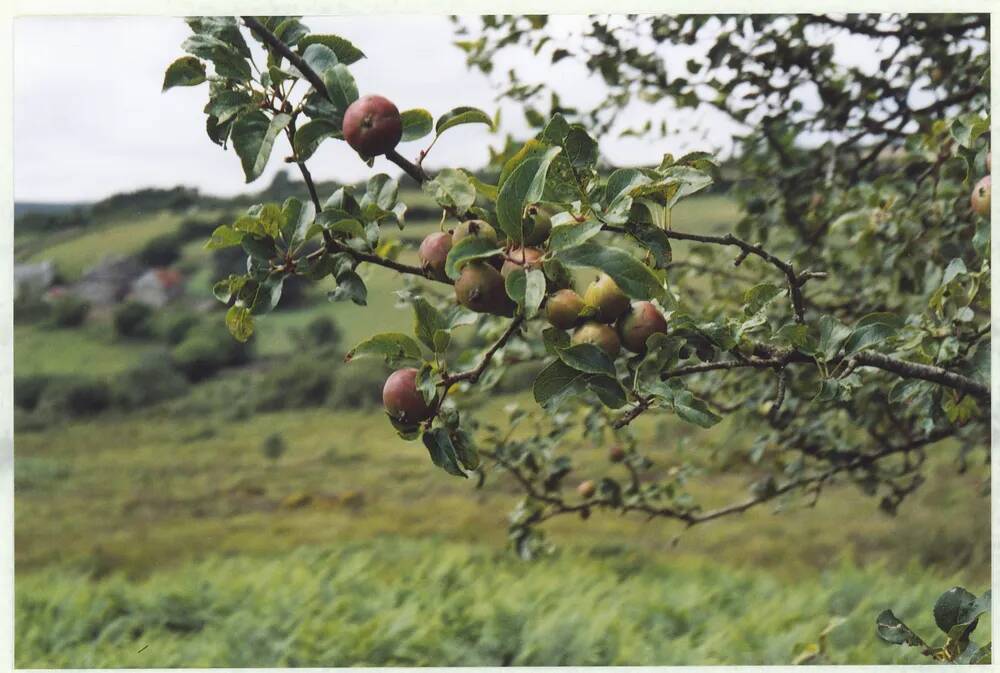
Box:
342;95;403;157
971;175;990;217
545;289;585;330
455;261;513;316
501;246;544;279
572;321;621;357
383;368;434;424
617;301;668;353
583;273;630;323
453;219;499;245
418;231;452;281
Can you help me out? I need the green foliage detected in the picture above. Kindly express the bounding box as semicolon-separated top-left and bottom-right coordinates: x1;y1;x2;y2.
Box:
48;295;90;328
260;432;287;462
14;538;987;667
877;586;991;663
252;355;333;412
113;301;155;339
110;357;189;410
34;377;112;418
138;232;183;267
170;325;252;381
13;375;53;412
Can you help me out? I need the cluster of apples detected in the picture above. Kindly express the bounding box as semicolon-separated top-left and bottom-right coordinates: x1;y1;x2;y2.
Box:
417;210;552;317
971;152;991;217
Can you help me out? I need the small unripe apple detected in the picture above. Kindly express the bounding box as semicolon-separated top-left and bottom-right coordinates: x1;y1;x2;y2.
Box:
501;246;544;279
383;368;434;425
583;273;630;323
608;446;626;463
971;175;991;216
452;219;498;245
577;480;596;498
455;261;513;316
523;206;553;246
617;301;668;353
545;289;585;330
342;95;403;157
418;231;452;281
572;321;621;357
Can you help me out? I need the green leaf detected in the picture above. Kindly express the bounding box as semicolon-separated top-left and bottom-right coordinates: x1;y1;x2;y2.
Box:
225;305;254;342
328;270;367;306
300;43;341;82
186;17;250;58
496;146;561;242
249;275;284;315
435;106;493;135
643;380;722;428
162;56;206;91
942;258;968;286
422;168;476;213
363;174;399;212
292;119;341;161
204;90;254;124
817;314;852;360
297;34;365;65
843;322;898;355
445;236;503;280
532;359;591;409
875;609;927;647
504;268;546;318
316;208;364;238
345;333;423;366
743;283;785;315
627;225;672;268
231;112;291;182
556;343;615;376
555;242;665;301
586;376;627;409
205;225;243;250
400;108;433;142
181;34;251;81
212;274;248;303
934;587;984;634
422;428;467;477
549;220;603;251
323;64;358;112
412;297;448;351
281;197;316;248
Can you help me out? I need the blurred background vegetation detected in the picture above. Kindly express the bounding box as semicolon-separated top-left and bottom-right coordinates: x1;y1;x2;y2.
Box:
13;169;989;666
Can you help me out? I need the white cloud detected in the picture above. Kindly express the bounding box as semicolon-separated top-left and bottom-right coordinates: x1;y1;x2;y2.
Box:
14;15;735;203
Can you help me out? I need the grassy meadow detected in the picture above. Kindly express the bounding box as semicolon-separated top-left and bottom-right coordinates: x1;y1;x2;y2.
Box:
12;188;990;667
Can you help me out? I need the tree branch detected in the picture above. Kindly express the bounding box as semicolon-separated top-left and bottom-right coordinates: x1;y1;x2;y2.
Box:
242;17;329;101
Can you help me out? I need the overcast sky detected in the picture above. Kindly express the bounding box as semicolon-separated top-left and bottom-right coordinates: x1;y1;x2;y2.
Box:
14;15;742;203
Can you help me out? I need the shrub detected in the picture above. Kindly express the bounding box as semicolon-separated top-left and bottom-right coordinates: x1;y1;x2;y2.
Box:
13;294;51;325
327;360;384;410
35;377;111;418
289;315;342;351
49;295;90;328
305;315;341;349
158;310;201;345
171;325;251;382
111;357;189;410
176;216;219;243
113;301;154;339
260;433;287;462
138;233;182;267
253;356;332;411
14;375;52;411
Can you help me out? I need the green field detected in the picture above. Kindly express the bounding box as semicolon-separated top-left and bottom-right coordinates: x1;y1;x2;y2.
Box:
13;191;990;667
